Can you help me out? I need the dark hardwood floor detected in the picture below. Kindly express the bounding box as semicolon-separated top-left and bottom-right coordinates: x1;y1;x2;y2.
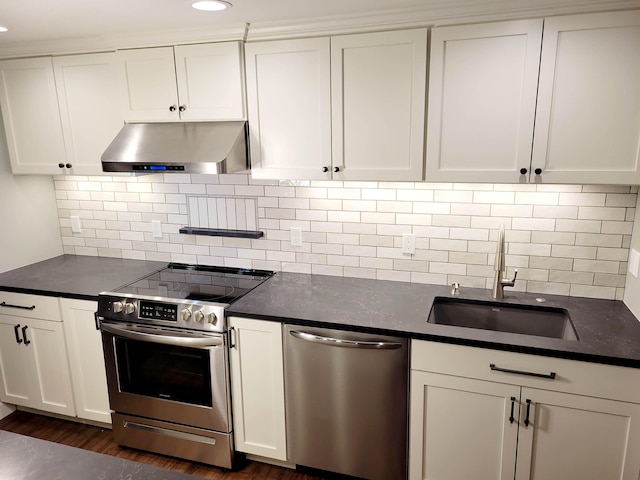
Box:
0;410;326;480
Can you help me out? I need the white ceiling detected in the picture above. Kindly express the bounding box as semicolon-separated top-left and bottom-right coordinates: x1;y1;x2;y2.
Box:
1;0;639;53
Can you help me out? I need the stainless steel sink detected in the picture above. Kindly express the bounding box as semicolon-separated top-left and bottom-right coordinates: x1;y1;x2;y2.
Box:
427;297;579;341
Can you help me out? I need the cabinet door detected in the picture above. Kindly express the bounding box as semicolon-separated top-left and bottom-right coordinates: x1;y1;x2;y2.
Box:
27;318;75;416
174;42;245;121
516;388;640;480
119;47;180;122
245;38;331;180
61;298;110;424
0;316;31;405
425;20;542;183
331;29;427;181
228;317;287;461
53;53;125;176
0;57;67;174
531;11;640;184
409;371;519;480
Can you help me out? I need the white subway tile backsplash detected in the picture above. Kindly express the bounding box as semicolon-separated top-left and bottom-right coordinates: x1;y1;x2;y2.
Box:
55;175;638;301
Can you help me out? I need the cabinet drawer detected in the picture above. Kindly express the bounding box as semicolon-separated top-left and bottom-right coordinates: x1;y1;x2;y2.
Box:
0;292;61;321
411;340;640;403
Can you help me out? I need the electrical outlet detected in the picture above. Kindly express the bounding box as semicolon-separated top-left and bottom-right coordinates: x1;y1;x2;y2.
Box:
70;216;81;234
629;248;640;278
402;233;416;255
152;220;162;239
290;227;302;247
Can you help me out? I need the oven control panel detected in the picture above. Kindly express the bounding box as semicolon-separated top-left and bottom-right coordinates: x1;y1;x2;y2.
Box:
97;294;226;332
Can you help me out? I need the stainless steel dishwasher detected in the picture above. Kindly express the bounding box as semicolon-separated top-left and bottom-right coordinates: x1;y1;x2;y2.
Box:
284;324;409;480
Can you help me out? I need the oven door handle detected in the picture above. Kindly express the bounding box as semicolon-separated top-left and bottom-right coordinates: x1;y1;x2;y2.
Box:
100;323;224;348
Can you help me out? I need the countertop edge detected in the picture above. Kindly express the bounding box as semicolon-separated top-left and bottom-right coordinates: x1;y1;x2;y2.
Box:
227;310;640;369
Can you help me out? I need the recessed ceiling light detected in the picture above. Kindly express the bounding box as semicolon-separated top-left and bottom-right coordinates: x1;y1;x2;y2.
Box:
0;27;8;33
191;1;231;11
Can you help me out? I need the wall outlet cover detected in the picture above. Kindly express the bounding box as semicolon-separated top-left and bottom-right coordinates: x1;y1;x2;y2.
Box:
152;220;162;239
402;233;416;255
629;248;640;278
70;216;81;234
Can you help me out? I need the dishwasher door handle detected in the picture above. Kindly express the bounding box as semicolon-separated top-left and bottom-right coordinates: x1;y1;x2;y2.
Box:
289;330;403;349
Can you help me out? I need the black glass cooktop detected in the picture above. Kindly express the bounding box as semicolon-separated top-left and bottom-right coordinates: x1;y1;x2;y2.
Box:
115;263;275;304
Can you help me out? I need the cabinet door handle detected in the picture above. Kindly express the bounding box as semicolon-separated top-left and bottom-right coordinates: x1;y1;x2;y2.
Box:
509;396;516;424
13;324;22;344
519;168;528;175
65;163;72;169
524;398;532;427
490;363;556;379
0;301;36;311
169;105;177;112
21;325;30;346
322;166;329;173
229;326;236;349
179;105;186;112
534;168;542;175
333;166;340;173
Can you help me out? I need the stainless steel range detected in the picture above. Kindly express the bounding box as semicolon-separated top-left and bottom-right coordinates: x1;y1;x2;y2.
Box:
96;263;274;468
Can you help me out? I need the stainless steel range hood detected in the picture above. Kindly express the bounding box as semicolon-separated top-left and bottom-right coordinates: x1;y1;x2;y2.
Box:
101;121;249;174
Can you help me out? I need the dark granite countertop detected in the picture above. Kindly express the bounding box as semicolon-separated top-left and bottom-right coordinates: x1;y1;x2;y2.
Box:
0;430;200;480
0;255;166;301
227;272;640;369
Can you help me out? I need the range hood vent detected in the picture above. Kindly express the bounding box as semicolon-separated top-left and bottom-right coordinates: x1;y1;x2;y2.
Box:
101;121;249;174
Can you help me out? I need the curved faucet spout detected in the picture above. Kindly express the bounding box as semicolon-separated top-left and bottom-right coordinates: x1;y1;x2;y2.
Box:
492;225;517;299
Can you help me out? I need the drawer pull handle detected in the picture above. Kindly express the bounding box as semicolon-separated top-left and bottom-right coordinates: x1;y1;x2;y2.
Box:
490;363;556;379
524;398;532;427
509;396;516;424
1;301;36;311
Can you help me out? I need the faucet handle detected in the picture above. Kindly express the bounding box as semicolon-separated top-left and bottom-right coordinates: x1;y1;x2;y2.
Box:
503;269;518;287
451;282;460;295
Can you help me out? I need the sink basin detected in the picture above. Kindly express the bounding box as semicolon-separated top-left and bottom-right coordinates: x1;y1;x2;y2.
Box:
427;297;579;341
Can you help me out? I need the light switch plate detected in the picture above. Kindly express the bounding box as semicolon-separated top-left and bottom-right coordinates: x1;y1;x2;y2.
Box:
290;227;302;247
152;220;162;239
70;216;81;233
629;248;640;278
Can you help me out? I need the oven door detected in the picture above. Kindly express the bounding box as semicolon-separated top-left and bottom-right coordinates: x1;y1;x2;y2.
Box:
101;321;230;432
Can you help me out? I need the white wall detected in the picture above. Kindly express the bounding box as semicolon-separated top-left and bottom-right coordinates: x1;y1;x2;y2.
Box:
0;116;63;273
623;196;640;318
54;173;636;301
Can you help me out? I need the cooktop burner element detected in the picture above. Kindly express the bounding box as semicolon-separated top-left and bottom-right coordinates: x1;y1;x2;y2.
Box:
97;263;275;332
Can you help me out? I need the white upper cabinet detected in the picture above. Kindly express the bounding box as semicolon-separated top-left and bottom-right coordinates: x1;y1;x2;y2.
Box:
426;11;640;185
531;11;640;184
119;42;245;122
331;29;427;181
0;53;124;175
246;29;427;181
53;53;125;175
425;20;543;183
245;38;331;180
0;57;67;174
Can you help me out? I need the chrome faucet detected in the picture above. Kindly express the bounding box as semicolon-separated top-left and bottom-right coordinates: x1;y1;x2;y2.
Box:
492;225;517;299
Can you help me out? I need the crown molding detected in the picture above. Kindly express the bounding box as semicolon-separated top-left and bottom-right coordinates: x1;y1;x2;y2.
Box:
246;0;640;41
0;23;247;59
1;0;639;57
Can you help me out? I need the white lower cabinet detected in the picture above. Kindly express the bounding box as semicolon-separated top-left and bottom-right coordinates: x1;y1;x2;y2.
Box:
409;340;640;480
60;298;110;424
0;293;75;416
228;316;287;461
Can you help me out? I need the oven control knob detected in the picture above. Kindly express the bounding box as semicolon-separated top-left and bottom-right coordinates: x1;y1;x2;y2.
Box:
194;310;205;323
112;301;124;313
206;313;217;325
181;308;192;322
124;303;136;315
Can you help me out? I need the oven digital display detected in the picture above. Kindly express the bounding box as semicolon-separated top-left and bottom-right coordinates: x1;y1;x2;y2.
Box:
139;301;178;321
